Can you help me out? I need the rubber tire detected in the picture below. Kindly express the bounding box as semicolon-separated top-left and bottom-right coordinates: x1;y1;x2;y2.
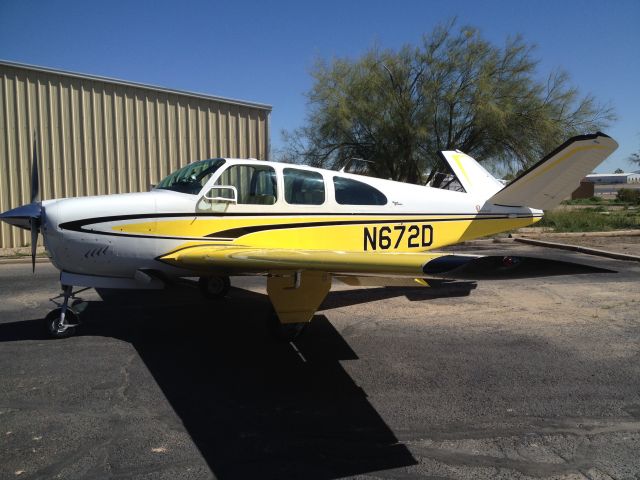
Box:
198;275;231;300
44;308;78;339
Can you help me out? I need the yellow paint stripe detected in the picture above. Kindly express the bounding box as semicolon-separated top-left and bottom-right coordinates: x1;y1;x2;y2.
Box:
156;215;541;260
114;213;488;238
452;154;472;186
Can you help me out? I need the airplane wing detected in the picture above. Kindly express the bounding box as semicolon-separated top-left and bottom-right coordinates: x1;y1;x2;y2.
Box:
159;245;449;276
158;245;605;279
159;244;611;329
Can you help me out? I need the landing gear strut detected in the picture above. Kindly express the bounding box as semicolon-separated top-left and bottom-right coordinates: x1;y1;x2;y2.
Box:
198;275;230;300
44;285;86;339
265;271;331;342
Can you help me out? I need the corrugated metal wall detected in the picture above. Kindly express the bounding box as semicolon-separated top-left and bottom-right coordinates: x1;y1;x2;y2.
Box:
0;61;271;248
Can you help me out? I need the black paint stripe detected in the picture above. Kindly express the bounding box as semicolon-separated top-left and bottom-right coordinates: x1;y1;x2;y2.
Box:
60;213;541;242
59;220;235;242
58;209;530;230
207;215;537;239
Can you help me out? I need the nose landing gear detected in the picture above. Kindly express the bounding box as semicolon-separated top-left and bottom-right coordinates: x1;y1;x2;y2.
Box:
44;285;88;338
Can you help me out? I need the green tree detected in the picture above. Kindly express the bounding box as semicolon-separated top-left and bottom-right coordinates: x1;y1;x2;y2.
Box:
614;168;624;173
630;147;640;167
281;21;616;184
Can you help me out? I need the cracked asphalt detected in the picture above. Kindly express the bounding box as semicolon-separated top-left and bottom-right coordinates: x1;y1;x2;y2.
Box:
0;243;639;479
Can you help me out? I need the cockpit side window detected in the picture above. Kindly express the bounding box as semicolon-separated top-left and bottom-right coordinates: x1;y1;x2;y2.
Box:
215;164;277;205
284;168;325;205
156;158;226;194
333;176;387;205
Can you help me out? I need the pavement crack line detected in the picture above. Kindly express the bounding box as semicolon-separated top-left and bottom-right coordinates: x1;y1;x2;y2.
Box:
408;445;594;477
115;353;136;407
398;417;640;443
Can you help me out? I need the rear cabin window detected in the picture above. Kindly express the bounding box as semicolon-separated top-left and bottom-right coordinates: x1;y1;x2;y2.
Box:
284;168;325;205
215;164;277;204
333;176;387;205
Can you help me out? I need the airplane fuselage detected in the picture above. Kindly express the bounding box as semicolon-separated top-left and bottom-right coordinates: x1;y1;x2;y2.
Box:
39;158;541;280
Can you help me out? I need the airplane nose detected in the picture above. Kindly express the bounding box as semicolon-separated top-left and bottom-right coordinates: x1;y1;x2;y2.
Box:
1;200;44;272
0;203;42;230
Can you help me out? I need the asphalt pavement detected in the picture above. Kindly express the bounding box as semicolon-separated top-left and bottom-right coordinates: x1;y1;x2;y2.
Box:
0;244;639;479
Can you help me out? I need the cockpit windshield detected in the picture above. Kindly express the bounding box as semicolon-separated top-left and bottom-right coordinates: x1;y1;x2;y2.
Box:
155;159;226;194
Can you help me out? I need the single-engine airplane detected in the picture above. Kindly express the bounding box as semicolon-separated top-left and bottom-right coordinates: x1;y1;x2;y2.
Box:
0;132;617;340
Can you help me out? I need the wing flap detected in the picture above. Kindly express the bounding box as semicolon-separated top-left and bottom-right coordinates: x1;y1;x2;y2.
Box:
335;276;431;287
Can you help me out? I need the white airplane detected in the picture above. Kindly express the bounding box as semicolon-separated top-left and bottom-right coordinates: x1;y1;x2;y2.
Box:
0;133;617;340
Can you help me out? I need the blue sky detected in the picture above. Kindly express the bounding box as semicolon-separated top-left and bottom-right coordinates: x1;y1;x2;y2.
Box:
1;0;638;172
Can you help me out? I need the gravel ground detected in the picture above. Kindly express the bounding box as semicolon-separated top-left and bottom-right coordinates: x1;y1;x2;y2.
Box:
0;245;639;479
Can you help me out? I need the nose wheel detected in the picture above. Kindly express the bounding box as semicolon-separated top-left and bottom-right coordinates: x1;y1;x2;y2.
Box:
44;307;79;338
44;284;85;339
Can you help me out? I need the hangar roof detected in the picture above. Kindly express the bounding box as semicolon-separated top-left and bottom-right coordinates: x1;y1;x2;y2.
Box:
0;59;272;111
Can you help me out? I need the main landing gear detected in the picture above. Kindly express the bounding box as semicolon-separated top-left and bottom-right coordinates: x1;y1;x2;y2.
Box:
197;273;315;342
266;271;332;343
44;285;88;339
198;275;230;300
268;309;308;342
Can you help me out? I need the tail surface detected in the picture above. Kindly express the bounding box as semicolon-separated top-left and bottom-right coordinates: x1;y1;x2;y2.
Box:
488;132;618;210
438;150;504;198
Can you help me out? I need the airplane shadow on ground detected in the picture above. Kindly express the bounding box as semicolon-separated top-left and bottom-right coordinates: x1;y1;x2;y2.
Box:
0;281;476;479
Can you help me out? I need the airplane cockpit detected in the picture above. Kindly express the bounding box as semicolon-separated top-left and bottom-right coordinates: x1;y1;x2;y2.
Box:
155;159;391;213
155;158;227;195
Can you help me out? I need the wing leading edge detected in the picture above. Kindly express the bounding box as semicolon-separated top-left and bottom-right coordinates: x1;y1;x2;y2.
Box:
159;245;452;276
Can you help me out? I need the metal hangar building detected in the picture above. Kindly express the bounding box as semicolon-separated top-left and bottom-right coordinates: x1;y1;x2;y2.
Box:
0;60;272;248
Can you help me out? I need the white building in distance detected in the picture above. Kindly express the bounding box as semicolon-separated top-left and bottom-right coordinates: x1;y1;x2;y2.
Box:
585;173;640;184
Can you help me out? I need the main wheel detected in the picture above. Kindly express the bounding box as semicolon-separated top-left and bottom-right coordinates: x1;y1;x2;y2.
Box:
44;308;79;339
267;309;308;342
198;275;231;300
